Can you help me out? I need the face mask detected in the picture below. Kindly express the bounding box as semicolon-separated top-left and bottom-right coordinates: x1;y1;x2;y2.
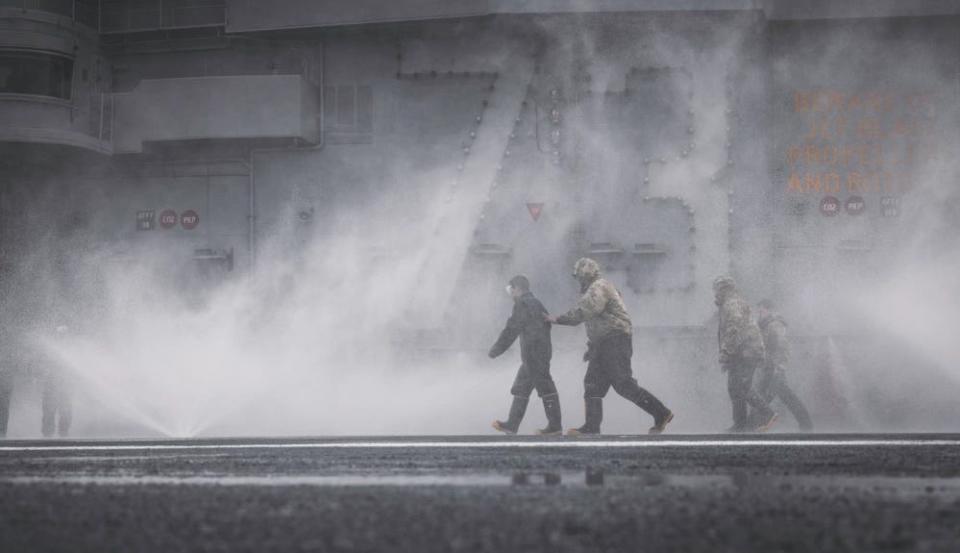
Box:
505;285;514;297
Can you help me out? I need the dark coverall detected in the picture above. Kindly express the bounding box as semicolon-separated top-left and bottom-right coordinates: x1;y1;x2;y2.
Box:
0;328;18;437
41;366;72;438
489;290;559;433
757;313;813;431
575;332;670;427
724;357;768;430
489;291;556;399
0;367;12;437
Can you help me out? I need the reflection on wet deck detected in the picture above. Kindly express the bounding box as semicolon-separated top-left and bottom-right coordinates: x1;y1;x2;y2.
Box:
5;470;960;497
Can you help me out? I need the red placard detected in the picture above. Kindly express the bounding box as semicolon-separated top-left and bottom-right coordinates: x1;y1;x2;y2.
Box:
819;196;840;217
159;209;178;229
844;196;865;216
526;202;544;221
180;210;200;230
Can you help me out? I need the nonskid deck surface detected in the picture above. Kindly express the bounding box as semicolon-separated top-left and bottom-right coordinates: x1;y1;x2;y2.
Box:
4;432;960;448
3;434;960;552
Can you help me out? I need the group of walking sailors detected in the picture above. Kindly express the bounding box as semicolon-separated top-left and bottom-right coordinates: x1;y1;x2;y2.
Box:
487;257;812;436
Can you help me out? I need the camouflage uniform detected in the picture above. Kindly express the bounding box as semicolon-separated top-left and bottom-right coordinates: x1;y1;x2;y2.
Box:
489;286;560;434
714;276;773;431
555;258;671;434
555;259;632;342
757;312;813;431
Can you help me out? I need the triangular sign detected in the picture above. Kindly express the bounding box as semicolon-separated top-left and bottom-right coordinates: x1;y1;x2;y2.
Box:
526;202;544;221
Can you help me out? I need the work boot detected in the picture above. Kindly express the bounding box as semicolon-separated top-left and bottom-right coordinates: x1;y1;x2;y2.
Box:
729;399;748;433
492;395;529;435
536;394;562;436
566;397;602;436
618;383;672;435
753;410;779;433
649;410;674;435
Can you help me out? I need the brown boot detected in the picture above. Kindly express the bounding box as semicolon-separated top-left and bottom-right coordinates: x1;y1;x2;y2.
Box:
649;410;674;435
492;396;528;435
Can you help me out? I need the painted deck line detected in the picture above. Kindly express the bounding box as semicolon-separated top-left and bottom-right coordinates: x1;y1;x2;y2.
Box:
6;473;957;489
2;438;959;453
0;474;523;487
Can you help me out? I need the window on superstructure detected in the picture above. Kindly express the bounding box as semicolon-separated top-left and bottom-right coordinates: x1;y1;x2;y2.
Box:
0;51;74;100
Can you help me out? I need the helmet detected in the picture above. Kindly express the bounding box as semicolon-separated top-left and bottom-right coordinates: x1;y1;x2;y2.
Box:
572;257;601;282
712;275;736;294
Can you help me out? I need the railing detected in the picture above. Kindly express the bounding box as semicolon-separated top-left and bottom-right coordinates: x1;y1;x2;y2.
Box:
0;0;99;29
0;0;226;34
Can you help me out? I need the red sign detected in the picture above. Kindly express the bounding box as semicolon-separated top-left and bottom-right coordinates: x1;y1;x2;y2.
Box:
180;210;200;230
159;209;178;229
526;202;544;221
820;196;840;217
844;196;865;216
